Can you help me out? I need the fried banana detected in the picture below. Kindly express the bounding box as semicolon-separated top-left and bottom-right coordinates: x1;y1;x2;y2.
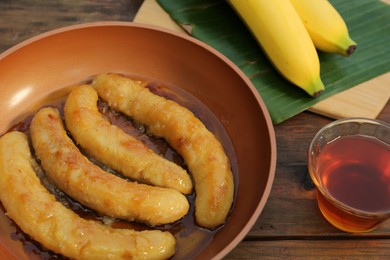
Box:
30;107;189;226
0;131;176;259
64;84;192;194
92;74;234;229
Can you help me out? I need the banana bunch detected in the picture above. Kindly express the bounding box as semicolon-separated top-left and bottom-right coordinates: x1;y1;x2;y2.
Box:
227;0;357;97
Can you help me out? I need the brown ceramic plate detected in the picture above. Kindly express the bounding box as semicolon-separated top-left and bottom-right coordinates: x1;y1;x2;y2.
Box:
0;22;276;259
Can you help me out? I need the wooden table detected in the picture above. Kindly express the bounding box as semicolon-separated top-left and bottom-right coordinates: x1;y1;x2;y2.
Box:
1;1;389;259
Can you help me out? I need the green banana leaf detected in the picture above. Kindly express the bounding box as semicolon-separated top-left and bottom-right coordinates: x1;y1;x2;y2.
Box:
156;0;390;124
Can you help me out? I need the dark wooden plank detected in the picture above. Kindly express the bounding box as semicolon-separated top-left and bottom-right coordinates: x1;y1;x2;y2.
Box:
0;0;143;53
225;239;390;259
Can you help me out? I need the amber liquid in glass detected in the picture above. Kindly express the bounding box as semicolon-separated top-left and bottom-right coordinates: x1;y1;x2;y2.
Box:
316;135;390;232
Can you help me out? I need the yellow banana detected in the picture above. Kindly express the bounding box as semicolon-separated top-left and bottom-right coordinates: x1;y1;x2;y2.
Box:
228;0;325;97
290;0;357;56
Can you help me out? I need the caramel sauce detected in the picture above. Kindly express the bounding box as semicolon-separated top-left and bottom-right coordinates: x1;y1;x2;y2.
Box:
1;75;238;259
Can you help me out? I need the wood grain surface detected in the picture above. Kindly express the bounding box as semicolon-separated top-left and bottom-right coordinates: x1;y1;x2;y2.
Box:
0;0;389;259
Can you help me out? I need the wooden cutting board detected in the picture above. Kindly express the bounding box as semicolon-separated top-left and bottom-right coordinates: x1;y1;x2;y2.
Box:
134;0;390;120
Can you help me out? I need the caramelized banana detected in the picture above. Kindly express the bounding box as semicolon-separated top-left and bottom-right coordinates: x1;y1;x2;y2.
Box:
92;74;234;229
64;84;192;194
30;107;189;226
0;131;176;259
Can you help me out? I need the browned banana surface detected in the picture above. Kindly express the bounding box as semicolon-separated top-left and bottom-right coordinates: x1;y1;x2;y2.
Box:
64;84;192;194
30;107;189;226
0;131;176;259
92;74;234;229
